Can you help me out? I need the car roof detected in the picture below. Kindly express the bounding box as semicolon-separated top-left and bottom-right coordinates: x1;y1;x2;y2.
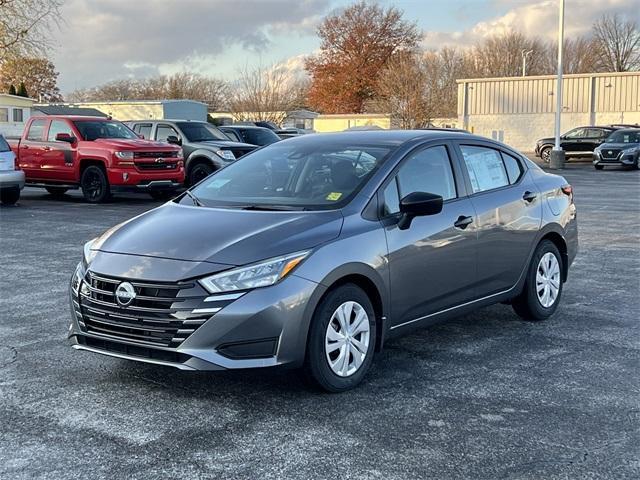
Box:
222;125;271;130
279;129;483;146
31;115;114;121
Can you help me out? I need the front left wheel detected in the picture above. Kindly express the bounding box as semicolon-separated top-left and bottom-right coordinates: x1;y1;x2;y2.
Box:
81;165;110;203
304;284;376;392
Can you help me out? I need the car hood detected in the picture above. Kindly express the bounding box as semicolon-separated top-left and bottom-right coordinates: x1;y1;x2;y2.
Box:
536;137;555;144
598;142;638;150
95;202;344;266
189;140;255;150
92;138;177;150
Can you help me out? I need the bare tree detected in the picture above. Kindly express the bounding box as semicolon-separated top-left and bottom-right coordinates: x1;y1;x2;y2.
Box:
469;32;549;78
0;0;62;60
592;14;640;72
229;64;307;124
542;36;601;74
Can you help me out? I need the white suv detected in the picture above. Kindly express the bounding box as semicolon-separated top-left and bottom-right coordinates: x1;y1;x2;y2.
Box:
0;134;24;205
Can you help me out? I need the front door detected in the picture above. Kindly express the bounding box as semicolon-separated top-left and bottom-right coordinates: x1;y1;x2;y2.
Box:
383;144;478;327
40;119;77;182
455;143;542;297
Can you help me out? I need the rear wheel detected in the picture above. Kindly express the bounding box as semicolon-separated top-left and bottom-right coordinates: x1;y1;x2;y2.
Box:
512;240;563;321
0;187;20;205
45;186;69;198
540;147;552;163
304;284;376;392
81;165;110;203
187;161;214;186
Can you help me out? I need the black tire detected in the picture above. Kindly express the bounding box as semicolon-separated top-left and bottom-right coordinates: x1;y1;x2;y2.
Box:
594;164;604;170
45;186;69;197
80;165;110;203
304;284;377;392
512;240;563;321
187;161;214;186
0;187;20;206
540;147;552;163
633;159;640;171
149;190;175;201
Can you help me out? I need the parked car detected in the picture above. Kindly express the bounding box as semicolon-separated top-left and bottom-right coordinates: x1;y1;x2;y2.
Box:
535;126;618;162
592;128;640;170
127;120;256;186
8;116;183;203
0;133;24;205
276;127;309;139
69;130;578;392
219;125;281;146
235;120;280;130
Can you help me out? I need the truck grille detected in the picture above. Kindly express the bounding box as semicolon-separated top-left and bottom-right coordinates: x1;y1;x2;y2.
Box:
75;272;209;348
135;161;178;170
134;151;177;159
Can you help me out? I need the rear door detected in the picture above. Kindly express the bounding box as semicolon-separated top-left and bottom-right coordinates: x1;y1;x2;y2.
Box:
454;142;542;297
40;119;77;181
383;143;478;327
17;119;48;179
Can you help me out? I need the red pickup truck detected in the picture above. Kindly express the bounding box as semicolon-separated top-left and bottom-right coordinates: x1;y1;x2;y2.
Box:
10;115;184;202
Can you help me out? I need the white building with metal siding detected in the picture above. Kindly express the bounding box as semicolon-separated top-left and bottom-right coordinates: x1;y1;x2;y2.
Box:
457;72;640;150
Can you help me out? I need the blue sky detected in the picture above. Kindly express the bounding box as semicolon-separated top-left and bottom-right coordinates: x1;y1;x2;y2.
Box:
52;0;638;93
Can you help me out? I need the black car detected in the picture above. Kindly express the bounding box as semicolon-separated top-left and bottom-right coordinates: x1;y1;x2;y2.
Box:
219;125;281;146
593;129;640;170
128;120;256;185
535;126;617;163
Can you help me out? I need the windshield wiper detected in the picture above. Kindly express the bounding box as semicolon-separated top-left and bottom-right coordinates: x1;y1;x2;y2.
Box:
183;190;204;207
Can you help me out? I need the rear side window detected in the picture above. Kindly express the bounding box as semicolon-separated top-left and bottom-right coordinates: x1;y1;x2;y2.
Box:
47;120;73;141
501;152;523;184
26;119;47;141
460;145;509;193
0;135;10;152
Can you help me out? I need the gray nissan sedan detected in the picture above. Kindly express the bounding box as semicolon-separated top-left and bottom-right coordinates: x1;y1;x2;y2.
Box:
69;130;578;392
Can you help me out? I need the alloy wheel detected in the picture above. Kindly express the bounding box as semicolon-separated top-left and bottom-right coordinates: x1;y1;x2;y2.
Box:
85;170;102;200
324;301;370;377
536;252;561;308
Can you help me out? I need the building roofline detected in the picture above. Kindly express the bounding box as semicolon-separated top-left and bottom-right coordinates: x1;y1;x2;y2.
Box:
0;93;37;102
37;99;208;107
456;71;640;83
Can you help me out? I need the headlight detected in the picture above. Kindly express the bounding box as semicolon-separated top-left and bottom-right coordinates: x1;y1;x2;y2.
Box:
624;146;639;154
175;149;183;159
199;251;310;293
83;238;98;267
215;149;235;161
115;151;134;160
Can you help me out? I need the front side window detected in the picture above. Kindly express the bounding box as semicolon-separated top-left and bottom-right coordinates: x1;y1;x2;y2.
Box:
176;122;229;142
460;145;510;193
189;140;392;210
133;123;152;139
397;145;457;201
564;128;587;139
47;120;73;141
73;120;137;140
156;125;180;142
26;119;47;141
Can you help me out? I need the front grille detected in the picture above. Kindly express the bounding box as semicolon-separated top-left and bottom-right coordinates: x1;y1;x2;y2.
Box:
134;151;177;159
135;161;178;170
77;336;192;364
76;272;209;348
601;149;621;160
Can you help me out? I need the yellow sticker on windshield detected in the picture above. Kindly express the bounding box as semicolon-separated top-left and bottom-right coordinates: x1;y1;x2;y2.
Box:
326;192;342;201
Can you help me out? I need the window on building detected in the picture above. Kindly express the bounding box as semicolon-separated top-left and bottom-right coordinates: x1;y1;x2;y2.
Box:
460;145;510;193
26;119;47;141
0;108;8;123
12;108;24;123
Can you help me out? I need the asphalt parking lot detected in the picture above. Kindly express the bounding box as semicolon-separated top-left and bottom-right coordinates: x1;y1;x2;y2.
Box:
1;161;639;479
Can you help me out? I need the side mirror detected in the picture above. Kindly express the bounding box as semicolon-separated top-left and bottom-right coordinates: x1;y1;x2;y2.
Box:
55;133;76;144
397;192;443;230
137;134;145;139
166;135;182;146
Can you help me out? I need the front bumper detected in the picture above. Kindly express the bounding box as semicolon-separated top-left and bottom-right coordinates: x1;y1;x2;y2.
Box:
0;169;25;190
593;150;639;166
106;166;185;189
68;263;324;371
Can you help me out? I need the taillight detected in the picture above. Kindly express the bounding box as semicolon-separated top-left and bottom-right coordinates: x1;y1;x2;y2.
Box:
561;184;573;203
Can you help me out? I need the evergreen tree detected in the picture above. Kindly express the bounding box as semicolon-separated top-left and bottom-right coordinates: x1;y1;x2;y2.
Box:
17;82;29;97
8;84;17;95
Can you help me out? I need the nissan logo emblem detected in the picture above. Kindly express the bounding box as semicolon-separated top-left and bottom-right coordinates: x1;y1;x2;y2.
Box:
607;151;613;155
115;282;136;306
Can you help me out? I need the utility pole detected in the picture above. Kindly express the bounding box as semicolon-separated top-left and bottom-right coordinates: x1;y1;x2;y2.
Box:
521;49;533;77
550;0;565;169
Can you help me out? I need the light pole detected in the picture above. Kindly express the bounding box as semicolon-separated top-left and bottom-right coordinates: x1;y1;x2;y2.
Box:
521;49;533;77
550;0;565;170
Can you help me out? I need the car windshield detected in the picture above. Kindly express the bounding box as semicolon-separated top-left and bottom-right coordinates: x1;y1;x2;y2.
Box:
188;140;392;210
605;130;640;144
177;122;229;142
73;121;138;140
243;128;280;146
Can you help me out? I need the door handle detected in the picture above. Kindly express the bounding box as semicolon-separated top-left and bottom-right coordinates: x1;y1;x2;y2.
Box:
454;215;473;229
523;191;537;203
22;145;29;149
42;146;51;151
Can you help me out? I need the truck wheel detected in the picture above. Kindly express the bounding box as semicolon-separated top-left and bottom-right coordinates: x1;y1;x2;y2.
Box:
81;165;110;203
304;284;377;392
0;187;20;206
45;187;69;198
540;147;552;163
149;190;175;201
187;161;214;186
